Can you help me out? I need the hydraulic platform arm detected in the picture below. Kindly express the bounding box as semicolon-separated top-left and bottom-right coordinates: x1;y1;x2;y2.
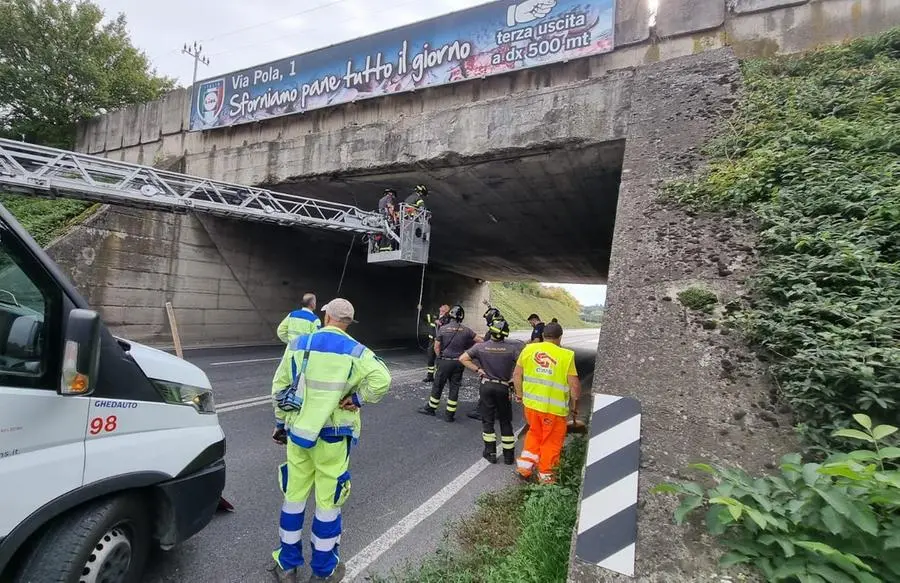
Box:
0;138;393;238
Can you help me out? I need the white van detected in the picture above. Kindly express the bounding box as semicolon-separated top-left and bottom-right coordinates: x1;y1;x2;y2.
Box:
0;202;227;582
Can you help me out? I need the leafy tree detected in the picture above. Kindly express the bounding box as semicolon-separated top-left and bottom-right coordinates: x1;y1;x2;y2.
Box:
0;0;175;148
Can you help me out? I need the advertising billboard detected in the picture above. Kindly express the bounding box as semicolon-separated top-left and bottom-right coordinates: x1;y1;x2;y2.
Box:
190;0;615;131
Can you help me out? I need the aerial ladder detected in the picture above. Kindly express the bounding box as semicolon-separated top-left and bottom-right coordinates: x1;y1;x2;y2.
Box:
0;138;430;266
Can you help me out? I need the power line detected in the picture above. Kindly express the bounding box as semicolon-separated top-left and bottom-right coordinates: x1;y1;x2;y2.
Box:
197;0;352;43
181;41;210;86
204;0;425;59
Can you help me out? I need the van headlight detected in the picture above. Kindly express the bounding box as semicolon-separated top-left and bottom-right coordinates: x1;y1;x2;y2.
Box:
151;379;216;414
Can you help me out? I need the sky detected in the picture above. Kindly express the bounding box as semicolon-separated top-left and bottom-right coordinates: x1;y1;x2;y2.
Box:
92;0;610;306
93;0;512;87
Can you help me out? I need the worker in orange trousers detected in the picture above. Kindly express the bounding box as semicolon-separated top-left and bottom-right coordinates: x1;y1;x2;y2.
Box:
512;321;581;485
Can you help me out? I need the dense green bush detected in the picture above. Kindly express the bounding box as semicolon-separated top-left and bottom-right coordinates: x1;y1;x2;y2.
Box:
0;194;94;246
665;28;900;450
655;415;900;582
677;286;719;313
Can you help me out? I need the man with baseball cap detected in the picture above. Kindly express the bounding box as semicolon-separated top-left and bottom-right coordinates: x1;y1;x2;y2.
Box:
269;298;390;583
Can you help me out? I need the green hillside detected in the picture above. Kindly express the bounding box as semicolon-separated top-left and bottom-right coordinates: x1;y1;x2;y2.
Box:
488;282;592;331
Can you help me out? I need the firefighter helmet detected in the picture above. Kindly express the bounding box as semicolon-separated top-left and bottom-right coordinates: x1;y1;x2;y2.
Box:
488;318;510;340
448;304;465;322
483;306;502;326
414;184;429;196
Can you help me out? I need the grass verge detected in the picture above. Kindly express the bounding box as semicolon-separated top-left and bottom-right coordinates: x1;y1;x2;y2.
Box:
0;193;97;247
373;435;588;583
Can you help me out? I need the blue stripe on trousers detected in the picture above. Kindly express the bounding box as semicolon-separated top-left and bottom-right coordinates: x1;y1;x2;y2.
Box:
277;507;305;570
310;514;342;576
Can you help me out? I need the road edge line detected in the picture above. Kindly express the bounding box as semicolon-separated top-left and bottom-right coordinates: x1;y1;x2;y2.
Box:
343;457;491;580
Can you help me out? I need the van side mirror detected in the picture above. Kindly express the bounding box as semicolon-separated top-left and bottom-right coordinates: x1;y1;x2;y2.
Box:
59;308;101;396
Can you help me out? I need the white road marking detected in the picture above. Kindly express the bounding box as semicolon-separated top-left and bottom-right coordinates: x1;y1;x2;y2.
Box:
343;423;524;581
208;346;410;366
218;395;273;408
218;397;271;413
215;368;429;414
210;357;281;366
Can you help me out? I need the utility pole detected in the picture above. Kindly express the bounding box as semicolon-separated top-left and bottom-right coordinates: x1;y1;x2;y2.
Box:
182;41;210;86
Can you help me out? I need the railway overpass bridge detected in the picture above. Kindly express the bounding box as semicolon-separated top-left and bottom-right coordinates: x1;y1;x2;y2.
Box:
54;0;898;580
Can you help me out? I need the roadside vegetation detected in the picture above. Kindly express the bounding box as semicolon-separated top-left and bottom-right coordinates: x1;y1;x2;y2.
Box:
657;28;900;582
0;0;174;242
374;436;588;583
489;282;593;330
0;195;96;247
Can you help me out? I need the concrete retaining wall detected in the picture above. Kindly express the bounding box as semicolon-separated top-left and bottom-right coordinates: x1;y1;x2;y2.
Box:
46;206;273;347
46;205;485;349
568;46;797;582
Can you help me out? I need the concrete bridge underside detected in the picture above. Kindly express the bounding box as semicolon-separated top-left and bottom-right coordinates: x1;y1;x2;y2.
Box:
273;141;623;283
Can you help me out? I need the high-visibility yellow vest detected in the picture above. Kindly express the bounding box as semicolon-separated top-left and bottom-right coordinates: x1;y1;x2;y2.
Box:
277;308;321;344
517;342;576;418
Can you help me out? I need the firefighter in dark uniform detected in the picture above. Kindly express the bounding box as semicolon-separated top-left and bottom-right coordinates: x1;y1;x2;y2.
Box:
418;305;481;422
404;184;428;216
460;317;523;464
466;305;506;421
423;304;450;383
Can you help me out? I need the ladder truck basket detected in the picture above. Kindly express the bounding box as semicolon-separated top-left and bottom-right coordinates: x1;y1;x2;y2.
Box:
366;203;430;266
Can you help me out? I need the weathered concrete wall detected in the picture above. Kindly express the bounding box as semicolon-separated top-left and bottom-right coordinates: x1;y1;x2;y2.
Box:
76;0;900;168
568;47;796;582
46;206;485;349
46;206;273;347
196;213;489;345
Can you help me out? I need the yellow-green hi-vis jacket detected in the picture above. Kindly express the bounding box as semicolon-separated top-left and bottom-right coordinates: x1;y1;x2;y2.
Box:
273;326;391;447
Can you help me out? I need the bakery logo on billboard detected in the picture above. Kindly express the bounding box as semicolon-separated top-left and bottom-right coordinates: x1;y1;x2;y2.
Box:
196;78;225;124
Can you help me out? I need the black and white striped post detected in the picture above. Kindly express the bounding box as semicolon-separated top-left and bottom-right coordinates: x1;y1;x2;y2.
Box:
574;394;642;577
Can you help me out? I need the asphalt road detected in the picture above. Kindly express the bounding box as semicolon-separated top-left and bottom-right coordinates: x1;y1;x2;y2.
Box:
142;328;601;583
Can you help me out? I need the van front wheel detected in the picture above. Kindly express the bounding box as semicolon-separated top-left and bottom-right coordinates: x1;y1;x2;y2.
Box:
14;493;152;583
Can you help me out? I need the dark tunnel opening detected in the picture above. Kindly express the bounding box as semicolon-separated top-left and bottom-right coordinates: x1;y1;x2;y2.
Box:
201;140;623;350
278;139;624;286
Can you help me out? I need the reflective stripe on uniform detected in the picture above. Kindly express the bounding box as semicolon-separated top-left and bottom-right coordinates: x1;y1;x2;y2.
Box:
518;342;576;417
522;390;569;410
523;375;569;392
306;379;349;392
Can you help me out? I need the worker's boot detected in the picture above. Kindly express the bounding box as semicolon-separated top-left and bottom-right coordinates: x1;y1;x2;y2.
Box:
466;410;481;420
418;405;436;416
308;562;346;583
422;374;434;383
267;562;298;583
482;443;497;464
503;449;515;465
444;410;455;423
